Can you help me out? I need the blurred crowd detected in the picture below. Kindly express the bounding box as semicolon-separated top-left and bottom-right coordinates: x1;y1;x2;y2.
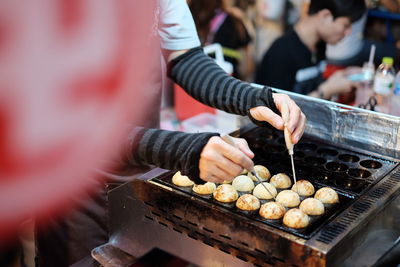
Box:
187;0;399;98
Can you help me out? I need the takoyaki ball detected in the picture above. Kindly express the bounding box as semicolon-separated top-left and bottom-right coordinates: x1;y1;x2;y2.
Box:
252;182;277;200
213;184;239;203
240;168;248;175
270;173;292;189
236;194;260;211
276;190;300;208
315;187;339;204
291;180;315;197
299;198;325;216
172;171;194;187
192;182;217;195
283;208;310;228
259;202;286;220
232;175;255;192
248;165;271;181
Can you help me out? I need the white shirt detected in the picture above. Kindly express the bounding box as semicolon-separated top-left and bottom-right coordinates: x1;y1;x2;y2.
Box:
326;14;367;60
158;0;201;50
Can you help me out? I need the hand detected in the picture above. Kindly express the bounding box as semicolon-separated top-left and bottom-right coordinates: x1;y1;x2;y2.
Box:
198;136;254;183
320;70;361;98
249;93;306;144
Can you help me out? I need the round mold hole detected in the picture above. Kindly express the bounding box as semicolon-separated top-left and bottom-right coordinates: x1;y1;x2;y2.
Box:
304;156;326;166
296;143;318;152
277;137;285;144
360;160;382;169
264;133;277;140
335;178;367;190
296;165;312;175
325;162;348;172
314;172;334;183
294;151;305;159
338;154;360;163
317;148;338;157
348;168;371;178
264;144;285;153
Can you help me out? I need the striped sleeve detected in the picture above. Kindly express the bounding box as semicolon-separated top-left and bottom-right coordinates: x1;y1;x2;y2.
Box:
125;127;219;184
168;47;279;117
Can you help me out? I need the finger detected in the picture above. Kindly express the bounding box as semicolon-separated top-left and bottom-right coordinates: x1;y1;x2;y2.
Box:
211;151;248;177
250;106;284;130
292;112;307;144
200;165;234;183
234;138;254;158
218;140;254;172
286;100;302;133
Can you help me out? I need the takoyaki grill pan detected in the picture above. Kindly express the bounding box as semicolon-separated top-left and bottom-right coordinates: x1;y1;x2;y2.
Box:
105;124;400;267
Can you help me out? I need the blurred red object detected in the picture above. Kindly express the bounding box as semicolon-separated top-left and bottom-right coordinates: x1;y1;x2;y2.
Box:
0;0;158;239
174;84;216;121
324;63;355;104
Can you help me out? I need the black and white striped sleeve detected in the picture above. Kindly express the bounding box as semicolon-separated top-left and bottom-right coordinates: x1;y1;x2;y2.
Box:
168;47;279;118
125;127;219;184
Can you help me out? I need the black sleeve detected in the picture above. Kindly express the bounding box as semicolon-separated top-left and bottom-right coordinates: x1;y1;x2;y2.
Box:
124;127;219;184
168;47;279;118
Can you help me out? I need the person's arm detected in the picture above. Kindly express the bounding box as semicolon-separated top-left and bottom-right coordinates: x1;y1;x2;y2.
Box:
166;47;306;143
310;70;359;100
124;127;254;184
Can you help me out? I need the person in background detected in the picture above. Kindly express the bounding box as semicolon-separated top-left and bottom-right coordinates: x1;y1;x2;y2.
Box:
189;0;253;80
36;1;307;266
326;12;396;67
255;0;366;101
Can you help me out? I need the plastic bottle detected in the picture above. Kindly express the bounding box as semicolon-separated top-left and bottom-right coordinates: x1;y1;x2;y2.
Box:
392;70;400;116
373;57;395;113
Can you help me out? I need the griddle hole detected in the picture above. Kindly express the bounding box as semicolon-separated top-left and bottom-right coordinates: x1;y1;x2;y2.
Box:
255;248;267;255
325;162;348;172
144;201;154;207
360;160;382;169
273;256;286;263
304;156;326;166
297;165;312;175
172;214;183;220
296;143;317;151
294;151;305;159
219;234;232;240
264;144;285;153
179;224;189;231
211;238;222;244
338;154;360;163
219;247;230;254
314;172;334;183
348;168;371;178
335;178;367;190
230;245;239;250
249;138;265;149
203;227;214;233
202;240;213;247
239;241;249;247
187;220;198;227
236;255;248;262
187;233;198;240
172;228;182;234
144;215;154;221
158;221;168;227
317;148;338;157
195;231;206;238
